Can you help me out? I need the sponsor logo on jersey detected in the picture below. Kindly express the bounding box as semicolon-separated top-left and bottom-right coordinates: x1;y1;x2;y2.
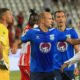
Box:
57;42;68;52
39;42;51;53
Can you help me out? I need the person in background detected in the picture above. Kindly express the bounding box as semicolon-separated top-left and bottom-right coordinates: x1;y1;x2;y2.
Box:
16;11;24;31
18;10;38;80
53;10;79;80
0;8;13;80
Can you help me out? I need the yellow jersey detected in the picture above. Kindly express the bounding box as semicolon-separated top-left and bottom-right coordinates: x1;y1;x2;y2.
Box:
0;23;10;68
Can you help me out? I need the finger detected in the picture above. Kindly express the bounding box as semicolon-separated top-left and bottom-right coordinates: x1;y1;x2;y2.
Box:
60;68;63;72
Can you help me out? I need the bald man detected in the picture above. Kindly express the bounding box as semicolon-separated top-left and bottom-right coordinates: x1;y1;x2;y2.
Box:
12;12;80;80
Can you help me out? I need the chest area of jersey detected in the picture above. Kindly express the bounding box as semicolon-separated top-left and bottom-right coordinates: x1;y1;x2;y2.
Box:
1;31;9;44
33;33;56;43
57;34;71;52
32;33;56;53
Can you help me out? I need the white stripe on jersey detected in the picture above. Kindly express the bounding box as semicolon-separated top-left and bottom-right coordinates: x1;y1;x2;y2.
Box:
49;28;55;31
21;42;30;54
66;27;72;30
33;29;40;31
33;28;55;31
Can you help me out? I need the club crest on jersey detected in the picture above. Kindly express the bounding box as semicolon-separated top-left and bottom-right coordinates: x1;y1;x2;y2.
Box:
36;36;40;39
57;42;68;52
39;42;51;53
50;34;54;40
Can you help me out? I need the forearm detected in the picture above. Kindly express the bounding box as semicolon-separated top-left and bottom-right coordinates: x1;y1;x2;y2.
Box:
13;39;22;48
0;42;3;60
66;38;80;45
64;51;80;67
15;39;22;45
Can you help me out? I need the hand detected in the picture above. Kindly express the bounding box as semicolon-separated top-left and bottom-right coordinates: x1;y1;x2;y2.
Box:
74;67;79;76
11;48;17;54
61;63;68;72
11;41;18;54
61;62;70;72
0;59;8;70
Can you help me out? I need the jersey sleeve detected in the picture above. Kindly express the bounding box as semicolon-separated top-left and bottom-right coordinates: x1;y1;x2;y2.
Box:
71;29;79;39
0;29;6;45
20;30;32;43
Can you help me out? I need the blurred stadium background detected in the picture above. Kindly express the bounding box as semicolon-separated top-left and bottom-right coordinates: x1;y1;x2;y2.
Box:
0;0;80;80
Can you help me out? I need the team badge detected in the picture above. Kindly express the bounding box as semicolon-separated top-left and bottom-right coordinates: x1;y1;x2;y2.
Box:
36;36;40;39
50;34;54;40
3;32;5;34
39;42;51;53
57;42;68;52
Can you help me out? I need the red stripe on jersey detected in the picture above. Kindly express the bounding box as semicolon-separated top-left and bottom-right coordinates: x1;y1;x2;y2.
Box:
19;25;32;66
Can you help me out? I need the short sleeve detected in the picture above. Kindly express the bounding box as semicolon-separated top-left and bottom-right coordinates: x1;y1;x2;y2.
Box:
71;29;79;39
20;30;32;43
0;29;7;45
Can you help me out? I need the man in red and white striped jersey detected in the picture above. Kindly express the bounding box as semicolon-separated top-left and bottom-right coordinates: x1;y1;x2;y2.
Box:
18;10;38;80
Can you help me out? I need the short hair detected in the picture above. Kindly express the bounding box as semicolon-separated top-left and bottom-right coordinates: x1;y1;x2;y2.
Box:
0;8;9;19
38;12;46;23
54;10;66;18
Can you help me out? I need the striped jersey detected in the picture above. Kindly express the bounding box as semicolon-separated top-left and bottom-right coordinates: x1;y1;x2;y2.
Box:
18;25;32;66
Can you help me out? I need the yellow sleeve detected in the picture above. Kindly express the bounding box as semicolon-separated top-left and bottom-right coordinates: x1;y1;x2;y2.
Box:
0;29;6;45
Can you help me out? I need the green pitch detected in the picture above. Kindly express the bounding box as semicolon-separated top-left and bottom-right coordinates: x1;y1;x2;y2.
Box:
10;71;21;80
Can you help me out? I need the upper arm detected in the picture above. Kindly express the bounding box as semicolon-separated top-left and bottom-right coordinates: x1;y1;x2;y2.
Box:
0;41;2;47
0;29;6;45
20;30;32;43
71;29;79;52
71;29;79;39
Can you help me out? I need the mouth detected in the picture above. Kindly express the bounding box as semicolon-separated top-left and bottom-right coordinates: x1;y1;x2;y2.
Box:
59;22;63;23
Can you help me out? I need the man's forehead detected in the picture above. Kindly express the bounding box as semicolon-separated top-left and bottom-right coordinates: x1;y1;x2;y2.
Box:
45;13;52;18
56;12;65;15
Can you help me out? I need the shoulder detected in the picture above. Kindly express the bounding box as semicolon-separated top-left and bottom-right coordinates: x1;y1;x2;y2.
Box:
49;28;55;31
32;27;40;31
66;27;72;30
66;27;77;34
0;24;8;33
24;25;32;33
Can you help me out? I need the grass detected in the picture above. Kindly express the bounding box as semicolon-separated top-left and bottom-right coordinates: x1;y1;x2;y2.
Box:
10;71;79;80
10;71;21;80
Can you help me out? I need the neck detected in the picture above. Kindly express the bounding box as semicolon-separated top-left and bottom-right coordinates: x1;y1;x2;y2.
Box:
39;24;49;32
57;25;66;32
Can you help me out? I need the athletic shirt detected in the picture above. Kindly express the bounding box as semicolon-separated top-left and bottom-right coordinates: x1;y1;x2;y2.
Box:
0;24;10;70
18;25;32;66
20;27;66;72
53;27;79;71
